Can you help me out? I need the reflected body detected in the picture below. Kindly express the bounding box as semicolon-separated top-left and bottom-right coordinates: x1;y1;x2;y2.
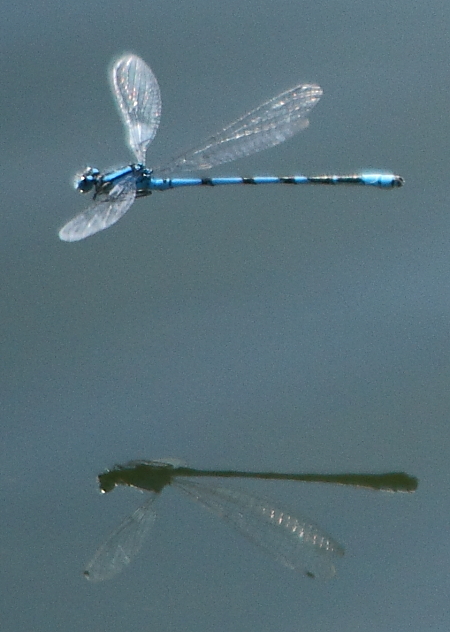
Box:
84;459;417;582
60;54;403;242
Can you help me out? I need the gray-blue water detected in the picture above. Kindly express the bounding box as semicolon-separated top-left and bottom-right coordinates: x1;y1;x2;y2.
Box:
2;1;449;630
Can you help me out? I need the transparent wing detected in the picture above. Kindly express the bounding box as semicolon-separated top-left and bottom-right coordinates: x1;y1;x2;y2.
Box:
155;83;322;177
112;54;162;164
59;179;136;242
84;495;157;582
175;480;343;580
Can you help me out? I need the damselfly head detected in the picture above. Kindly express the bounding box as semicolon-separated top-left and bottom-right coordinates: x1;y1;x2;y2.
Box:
98;469;119;494
74;167;100;193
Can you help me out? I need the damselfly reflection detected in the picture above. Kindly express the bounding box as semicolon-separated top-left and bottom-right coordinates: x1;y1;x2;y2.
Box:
84;460;417;582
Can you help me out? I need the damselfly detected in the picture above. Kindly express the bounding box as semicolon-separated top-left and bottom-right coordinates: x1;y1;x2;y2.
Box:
60;55;403;242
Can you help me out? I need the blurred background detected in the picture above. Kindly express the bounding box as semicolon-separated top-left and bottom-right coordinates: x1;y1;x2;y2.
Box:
1;1;449;630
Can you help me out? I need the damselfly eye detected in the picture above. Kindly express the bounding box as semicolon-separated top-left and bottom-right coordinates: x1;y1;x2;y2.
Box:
74;168;100;193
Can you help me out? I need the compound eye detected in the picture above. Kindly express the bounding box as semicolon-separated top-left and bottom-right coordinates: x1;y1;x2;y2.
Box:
77;176;94;193
74;167;99;193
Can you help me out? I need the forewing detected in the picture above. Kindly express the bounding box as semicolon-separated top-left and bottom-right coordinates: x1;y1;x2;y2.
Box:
175;480;343;580
112;54;162;163
84;495;157;582
59;179;136;242
155;83;322;177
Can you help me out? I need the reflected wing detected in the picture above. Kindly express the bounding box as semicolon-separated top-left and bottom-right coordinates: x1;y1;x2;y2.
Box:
84;495;157;582
155;83;322;177
112;54;162;164
59;179;136;242
175;480;343;580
